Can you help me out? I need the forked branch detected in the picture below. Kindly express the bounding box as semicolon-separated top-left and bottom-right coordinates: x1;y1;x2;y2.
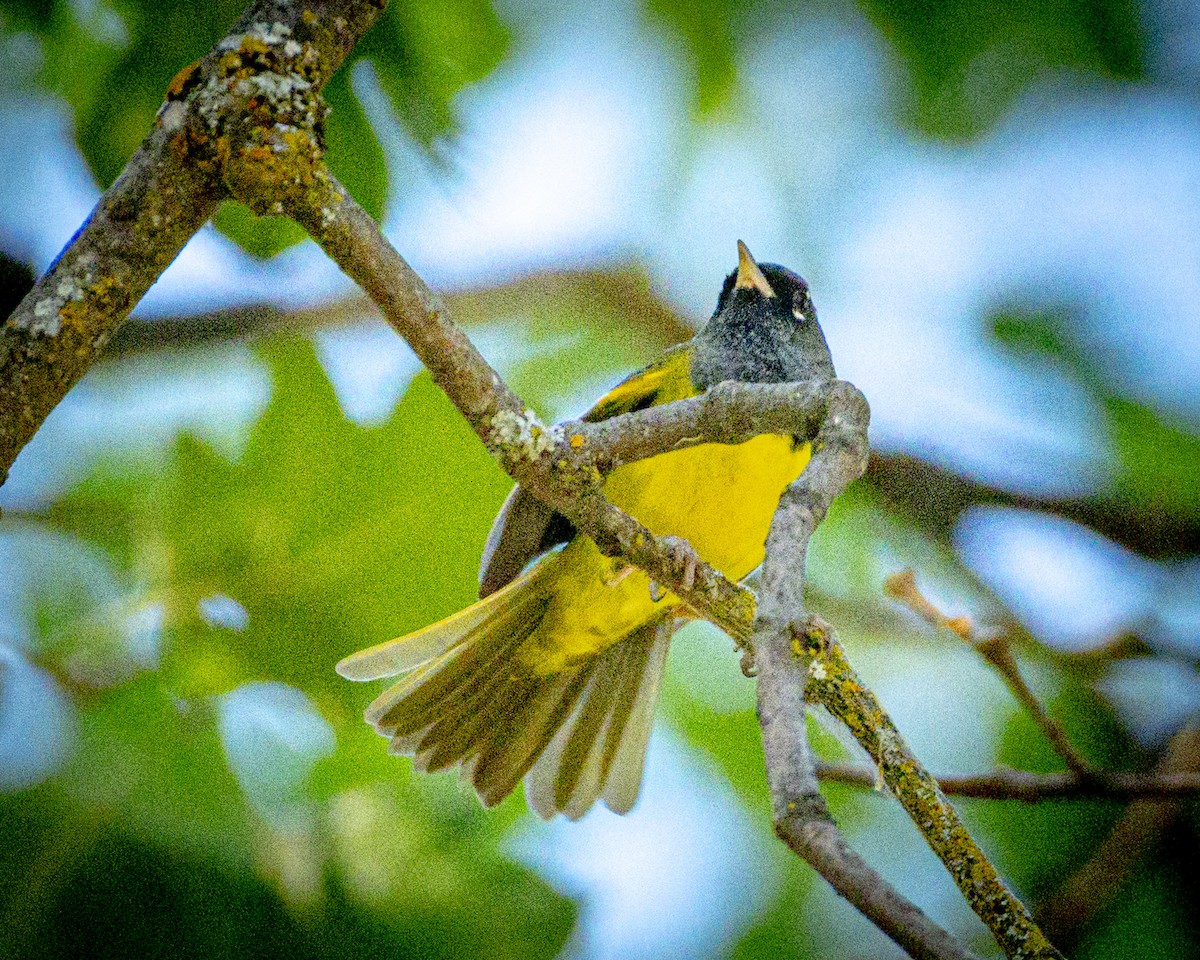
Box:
2;3;1069;957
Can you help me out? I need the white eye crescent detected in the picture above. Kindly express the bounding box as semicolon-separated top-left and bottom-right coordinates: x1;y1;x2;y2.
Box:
792;291;810;321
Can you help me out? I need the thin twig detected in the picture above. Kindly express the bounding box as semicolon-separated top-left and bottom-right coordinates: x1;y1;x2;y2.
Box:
815;760;1200;801
1037;725;1200;948
885;570;1092;777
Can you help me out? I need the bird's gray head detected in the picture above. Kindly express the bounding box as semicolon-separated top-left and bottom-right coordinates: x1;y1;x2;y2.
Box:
690;241;835;389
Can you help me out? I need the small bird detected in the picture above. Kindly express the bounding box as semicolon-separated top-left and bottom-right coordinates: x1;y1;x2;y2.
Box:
337;242;836;819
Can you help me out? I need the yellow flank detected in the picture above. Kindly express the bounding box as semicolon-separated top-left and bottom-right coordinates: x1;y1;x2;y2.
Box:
518;348;812;673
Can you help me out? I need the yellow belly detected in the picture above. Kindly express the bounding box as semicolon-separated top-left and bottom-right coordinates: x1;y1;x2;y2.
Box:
522;434;810;671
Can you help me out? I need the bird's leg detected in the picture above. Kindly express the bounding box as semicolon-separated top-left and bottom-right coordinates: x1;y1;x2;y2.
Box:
603;563;635;588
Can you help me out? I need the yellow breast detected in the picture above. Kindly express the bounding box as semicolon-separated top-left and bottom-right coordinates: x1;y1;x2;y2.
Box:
603;434;811;579
523;434;810;672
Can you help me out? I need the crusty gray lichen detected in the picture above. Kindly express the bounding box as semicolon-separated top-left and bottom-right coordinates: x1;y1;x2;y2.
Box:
17;252;98;337
488;408;564;459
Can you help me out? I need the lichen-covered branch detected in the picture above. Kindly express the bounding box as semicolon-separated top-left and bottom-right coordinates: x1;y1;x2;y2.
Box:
744;374;990;959
266;170;764;635
796;618;1066;960
815;759;1200;801
0;0;386;483
251;165;974;959
756;611;978;960
726;366;1064;958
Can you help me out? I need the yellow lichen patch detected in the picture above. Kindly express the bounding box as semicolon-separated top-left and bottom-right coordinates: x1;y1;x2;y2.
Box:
166;58;203;100
240;36;271;56
57;300;88;333
569;433;585;449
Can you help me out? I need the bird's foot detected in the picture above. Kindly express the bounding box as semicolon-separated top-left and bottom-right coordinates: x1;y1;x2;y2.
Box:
737;642;757;677
659;535;697;593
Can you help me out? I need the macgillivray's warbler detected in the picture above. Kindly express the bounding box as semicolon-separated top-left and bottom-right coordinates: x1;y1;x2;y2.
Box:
337;242;836;819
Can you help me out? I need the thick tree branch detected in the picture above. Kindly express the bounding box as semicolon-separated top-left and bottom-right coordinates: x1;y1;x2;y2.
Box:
0;0;386;483
815;760;1200;801
795;618;1065;960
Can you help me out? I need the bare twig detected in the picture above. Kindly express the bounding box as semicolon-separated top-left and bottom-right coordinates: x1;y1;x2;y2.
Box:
886;570;1091;777
101;267;694;361
0;0;387;483
1037;726;1200;947
815;760;1200;801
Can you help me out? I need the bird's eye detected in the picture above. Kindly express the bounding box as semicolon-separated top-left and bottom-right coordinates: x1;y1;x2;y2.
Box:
792;290;810;322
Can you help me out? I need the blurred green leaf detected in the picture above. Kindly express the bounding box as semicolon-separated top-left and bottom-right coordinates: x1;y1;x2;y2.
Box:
55;338;513;708
358;0;509;155
210;201;310;260
323;68;389;221
0;804;573;960
962;674;1132;899
1106;398;1200;519
62;676;257;868
858;0;1145;140
1074;861;1199;960
11;337;575;958
644;0;739;114
992;304;1200;525
0;522;143;688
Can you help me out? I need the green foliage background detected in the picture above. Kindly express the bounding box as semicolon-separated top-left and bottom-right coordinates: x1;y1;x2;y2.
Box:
1;1;1197;959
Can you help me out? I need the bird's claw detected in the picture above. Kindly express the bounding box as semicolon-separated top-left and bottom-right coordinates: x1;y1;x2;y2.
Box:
660;536;697;593
738;643;757;677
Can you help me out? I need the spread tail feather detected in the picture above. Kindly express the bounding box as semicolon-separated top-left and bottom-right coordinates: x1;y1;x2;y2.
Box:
335;564;549;682
337;562;673;819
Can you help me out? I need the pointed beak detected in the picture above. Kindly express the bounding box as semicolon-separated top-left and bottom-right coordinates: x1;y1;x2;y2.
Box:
734;240;776;298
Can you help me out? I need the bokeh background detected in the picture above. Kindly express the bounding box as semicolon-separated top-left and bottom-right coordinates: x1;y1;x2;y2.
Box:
2;0;1199;957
